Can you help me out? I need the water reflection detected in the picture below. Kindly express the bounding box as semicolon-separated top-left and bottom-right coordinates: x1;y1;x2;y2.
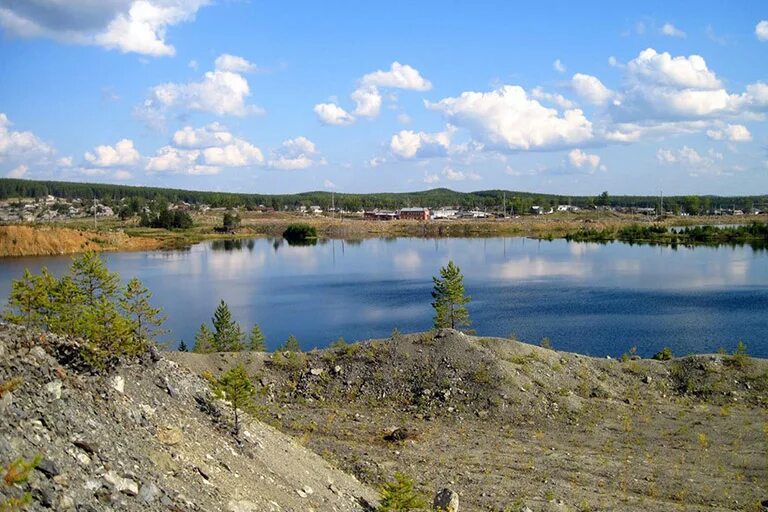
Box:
0;237;766;357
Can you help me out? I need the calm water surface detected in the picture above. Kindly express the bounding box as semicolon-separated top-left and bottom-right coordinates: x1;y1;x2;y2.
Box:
1;237;766;358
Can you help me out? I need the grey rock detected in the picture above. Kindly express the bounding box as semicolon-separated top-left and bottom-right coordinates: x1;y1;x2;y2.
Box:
35;458;60;478
433;488;459;512
110;375;125;393
227;500;260;512
139;482;162;503
310;368;324;376
45;380;63;400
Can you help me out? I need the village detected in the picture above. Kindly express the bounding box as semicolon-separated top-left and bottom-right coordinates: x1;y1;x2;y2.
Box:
0;193;763;225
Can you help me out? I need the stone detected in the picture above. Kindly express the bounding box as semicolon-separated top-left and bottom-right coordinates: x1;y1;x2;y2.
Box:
103;471;139;496
227;500;260;512
333;365;342;374
310;368;324;376
29;346;48;362
35;458;60;478
45;380;63;400
157;425;183;446
111;375;125;394
139;482;162;503
433;488;459;512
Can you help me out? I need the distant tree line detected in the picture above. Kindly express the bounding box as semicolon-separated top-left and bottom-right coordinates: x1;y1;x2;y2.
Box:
2;178;766;214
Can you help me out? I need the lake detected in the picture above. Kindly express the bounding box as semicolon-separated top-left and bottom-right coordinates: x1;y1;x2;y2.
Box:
1;237;766;358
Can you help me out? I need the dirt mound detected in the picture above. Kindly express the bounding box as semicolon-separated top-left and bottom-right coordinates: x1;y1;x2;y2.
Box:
172;330;768;511
0;322;377;511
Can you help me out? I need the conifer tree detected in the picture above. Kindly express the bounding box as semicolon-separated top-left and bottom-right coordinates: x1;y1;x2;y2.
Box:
377;472;427;511
211;300;245;351
70;252;119;306
279;334;301;352
193;324;214;353
248;324;266;351
121;277;167;342
4;268;54;328
213;365;256;437
178;339;188;352
431;260;471;329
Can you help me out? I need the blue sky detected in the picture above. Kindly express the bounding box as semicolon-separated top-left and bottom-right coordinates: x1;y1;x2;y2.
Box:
0;1;766;196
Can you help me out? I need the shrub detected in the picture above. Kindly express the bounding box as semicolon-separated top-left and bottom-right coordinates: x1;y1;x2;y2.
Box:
652;347;674;361
377;472;427;512
282;223;317;244
727;341;750;369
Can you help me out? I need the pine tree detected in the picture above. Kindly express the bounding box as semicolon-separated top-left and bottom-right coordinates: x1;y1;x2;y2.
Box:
248;324;266;351
70;252;120;306
431;260;471;329
278;335;301;352
193;324;214;353
121;277;167;342
377;472;427;512
178;339;188;352
213;365;255;437
211;300;245;351
4;268;54;328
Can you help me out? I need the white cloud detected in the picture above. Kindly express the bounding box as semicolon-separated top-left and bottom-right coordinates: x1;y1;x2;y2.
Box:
0;113;55;162
397;113;412;124
269;136;319;170
756;21;768;41
146;123;264;175
422;171;440;184
656;146;723;169
0;1;209;57
661;23;686;38
188;59;198;70
359;62;432;91
84;138;140;167
571;74;614;106
351;85;382;118
6;164;28;179
57;156;74;168
627;48;721;90
318;62;431;123
173;123;234;148
390;126;454;159
568;149;601;169
214;54;258;73
706;124;752;142
442;167;480;181
553;59;566;73
323;179;336;189
426;85;593;151
139;57;258;123
531;87;576;109
113;170;133;180
314;103;354;125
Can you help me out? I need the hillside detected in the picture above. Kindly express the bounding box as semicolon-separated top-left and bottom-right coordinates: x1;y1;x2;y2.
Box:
172;329;768;512
0;322;378;511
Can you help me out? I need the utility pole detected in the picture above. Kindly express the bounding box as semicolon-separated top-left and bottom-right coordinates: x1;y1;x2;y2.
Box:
93;197;97;229
502;192;506;218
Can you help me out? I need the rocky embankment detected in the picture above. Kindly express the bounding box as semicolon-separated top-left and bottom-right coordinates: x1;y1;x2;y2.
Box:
173;329;768;512
0;322;378;511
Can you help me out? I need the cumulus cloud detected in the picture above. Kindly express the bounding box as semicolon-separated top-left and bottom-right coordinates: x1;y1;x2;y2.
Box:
422;171;440;184
531;87;576;109
657;146;723;169
214;54;259;73
314;103;355;126
0;1;209;57
426;85;593;151
6;164;29;179
84;139;140;167
661;23;686;38
390;126;454;159
269;136;319;170
756;21;768;41
567;149;601;169
553;59;566;73
323;179;336;189
359;62;432;91
571;74;614;106
138;56;259;125
442;167;480;181
0;113;55;162
314;61;431;124
706;124;752;142
113;170;133;180
146;123;263;175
